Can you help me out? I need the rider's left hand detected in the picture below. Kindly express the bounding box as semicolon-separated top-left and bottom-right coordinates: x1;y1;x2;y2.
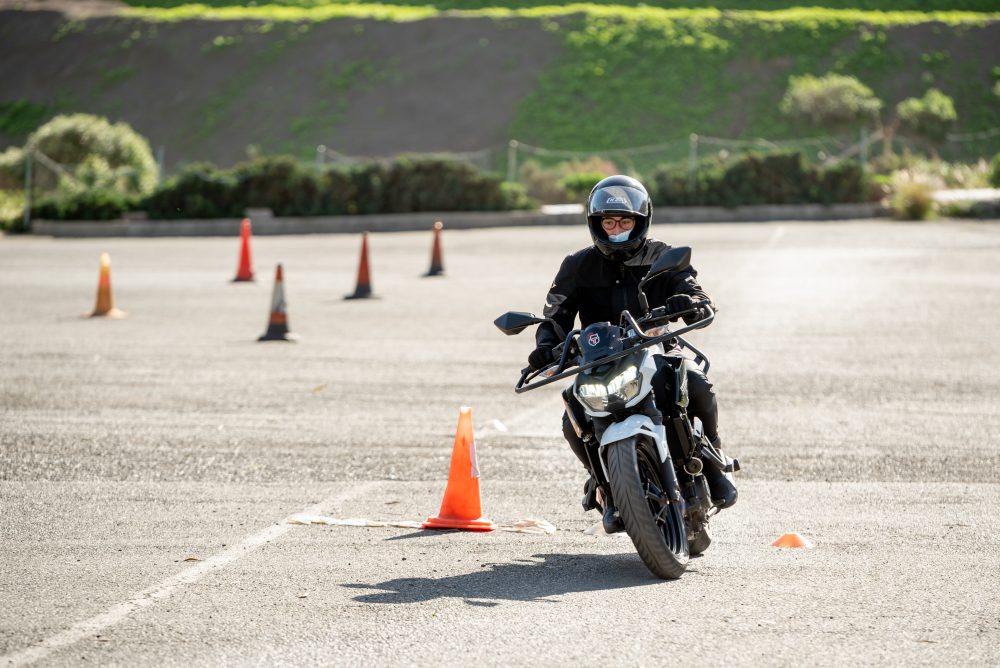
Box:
665;294;693;321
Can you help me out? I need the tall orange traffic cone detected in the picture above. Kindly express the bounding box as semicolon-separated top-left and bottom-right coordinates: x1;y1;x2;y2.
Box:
232;218;255;282
87;252;126;319
424;220;444;277
258;263;297;342
771;532;813;548
344;232;376;299
423;407;495;531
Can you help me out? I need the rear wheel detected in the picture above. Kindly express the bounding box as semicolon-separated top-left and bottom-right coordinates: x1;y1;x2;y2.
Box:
607;437;688;579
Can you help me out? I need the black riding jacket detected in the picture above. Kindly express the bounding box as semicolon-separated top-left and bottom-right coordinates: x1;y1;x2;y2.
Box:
535;239;714;350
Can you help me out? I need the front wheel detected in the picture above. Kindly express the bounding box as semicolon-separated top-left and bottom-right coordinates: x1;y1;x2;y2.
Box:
607;437;688;579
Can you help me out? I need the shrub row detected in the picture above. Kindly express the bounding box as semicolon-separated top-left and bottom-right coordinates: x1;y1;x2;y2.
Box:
649;152;870;207
32;155;533;221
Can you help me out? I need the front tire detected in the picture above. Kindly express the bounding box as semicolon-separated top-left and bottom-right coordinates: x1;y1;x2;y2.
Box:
607;437;688;579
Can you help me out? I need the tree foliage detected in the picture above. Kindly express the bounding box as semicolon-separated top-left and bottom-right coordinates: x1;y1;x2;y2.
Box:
896;88;958;142
25;114;158;195
780;74;883;130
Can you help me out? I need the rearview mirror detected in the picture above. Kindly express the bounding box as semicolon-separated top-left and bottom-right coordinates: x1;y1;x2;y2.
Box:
494;311;547;336
645;246;691;283
637;246;692;314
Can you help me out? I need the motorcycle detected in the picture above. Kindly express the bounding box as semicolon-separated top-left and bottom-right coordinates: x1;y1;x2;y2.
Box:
494;246;738;580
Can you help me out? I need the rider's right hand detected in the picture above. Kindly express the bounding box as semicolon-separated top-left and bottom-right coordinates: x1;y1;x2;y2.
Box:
528;345;555;370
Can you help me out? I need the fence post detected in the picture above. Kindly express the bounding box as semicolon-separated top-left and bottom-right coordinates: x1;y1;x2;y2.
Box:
859;128;868;173
156;145;165;183
506;139;518;182
22;149;32;230
316;144;327;166
687;133;698;191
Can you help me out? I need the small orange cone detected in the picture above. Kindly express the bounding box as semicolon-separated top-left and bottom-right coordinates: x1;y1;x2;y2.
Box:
423;407;495;531
344;232;376;300
232;218;255;282
258;263;297;342
87;252;126;319
771;532;813;548
424;220;444;277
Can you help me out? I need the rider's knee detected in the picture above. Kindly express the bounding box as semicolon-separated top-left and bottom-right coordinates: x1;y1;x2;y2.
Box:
686;365;715;401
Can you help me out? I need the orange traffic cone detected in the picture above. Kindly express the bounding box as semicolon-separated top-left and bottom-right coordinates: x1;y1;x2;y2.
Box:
232;218;255;282
771;532;813;548
423;407;495;531
258;263;297;342
424;220;444;277
344;232;376;299
87;252;126;319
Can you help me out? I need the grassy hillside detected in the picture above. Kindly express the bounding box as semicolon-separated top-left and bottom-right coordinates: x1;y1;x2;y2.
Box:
508;9;1000;162
1;4;997;172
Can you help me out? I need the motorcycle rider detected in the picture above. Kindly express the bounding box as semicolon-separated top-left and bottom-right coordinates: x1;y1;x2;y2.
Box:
528;174;737;533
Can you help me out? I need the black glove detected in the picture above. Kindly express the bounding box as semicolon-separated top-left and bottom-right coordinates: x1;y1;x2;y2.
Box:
528;345;555;370
665;294;694;321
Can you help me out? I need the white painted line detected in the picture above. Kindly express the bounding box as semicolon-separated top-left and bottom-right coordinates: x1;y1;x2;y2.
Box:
2;482;377;668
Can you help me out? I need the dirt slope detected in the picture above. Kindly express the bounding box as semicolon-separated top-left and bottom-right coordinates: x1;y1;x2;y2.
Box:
0;9;563;170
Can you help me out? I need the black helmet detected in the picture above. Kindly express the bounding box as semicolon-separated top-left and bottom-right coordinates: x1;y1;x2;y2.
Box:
586;175;652;258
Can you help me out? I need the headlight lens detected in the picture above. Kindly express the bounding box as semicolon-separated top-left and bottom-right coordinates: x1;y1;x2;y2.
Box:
576;365;641;411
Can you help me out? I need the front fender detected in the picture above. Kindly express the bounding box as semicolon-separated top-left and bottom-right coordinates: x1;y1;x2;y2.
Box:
600;414;669;463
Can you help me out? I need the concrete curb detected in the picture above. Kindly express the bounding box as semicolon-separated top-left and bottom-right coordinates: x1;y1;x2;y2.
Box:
28;203;886;238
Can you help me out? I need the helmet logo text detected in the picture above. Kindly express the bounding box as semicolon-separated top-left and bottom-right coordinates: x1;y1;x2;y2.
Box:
605;196;629;205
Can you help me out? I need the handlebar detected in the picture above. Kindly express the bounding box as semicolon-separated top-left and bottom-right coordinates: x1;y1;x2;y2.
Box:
515;301;714;393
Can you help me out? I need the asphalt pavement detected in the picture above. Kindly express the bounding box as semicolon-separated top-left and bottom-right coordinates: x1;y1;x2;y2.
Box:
1;221;998;666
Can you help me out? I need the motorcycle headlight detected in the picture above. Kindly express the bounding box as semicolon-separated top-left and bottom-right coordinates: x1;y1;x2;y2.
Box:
577;382;609;412
576;365;641;412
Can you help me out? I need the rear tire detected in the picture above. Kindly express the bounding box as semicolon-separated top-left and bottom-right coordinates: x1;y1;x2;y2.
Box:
607;437;688;580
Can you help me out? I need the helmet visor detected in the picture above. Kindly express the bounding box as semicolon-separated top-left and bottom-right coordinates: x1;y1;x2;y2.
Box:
588;185;648;217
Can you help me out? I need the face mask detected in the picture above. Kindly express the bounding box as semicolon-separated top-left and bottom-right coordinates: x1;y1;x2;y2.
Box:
608;231;630;243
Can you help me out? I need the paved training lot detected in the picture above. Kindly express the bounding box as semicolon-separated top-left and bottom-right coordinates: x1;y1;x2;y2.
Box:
1;221;999;666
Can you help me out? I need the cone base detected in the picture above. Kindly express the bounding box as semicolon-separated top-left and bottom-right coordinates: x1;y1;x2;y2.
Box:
232;275;255;283
422;516;496;532
258;324;298;342
423;267;444;277
344;290;377;300
258;333;298;342
85;308;127;319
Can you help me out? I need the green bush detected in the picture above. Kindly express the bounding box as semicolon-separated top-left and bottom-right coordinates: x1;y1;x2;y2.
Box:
33;153;533;220
780;74;882;130
896;88;957;143
939;200;1000;219
650;152;868;207
561;171;606;203
989;153;1000;188
889;172;937;220
0;147;25;190
378;156;517;212
32;188;138;221
142;162;241;219
233;155;324;216
518;158;617;205
25;114;158;195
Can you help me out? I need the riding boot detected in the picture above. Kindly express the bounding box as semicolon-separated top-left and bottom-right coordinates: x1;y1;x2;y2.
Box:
703;436;738;510
581;476;599;512
602;501;625;534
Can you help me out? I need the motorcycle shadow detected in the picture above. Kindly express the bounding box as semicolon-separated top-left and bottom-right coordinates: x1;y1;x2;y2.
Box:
344;552;666;605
